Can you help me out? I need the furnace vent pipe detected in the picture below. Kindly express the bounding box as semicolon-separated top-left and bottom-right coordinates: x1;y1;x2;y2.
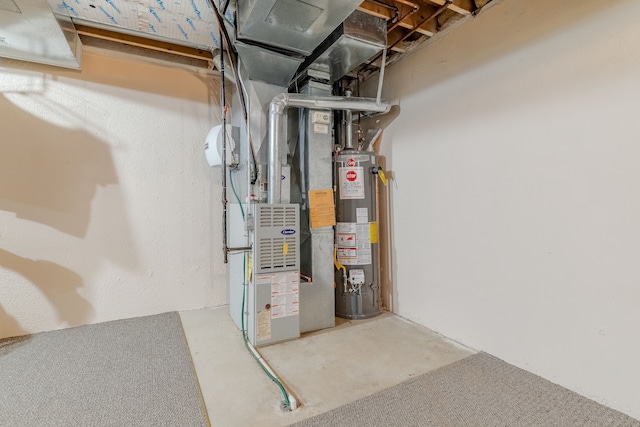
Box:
268;94;391;204
344;90;354;150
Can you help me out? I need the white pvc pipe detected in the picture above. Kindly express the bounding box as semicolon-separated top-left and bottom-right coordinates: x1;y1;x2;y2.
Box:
244;339;297;409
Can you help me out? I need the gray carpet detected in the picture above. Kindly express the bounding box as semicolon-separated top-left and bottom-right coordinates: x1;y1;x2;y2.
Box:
290;352;640;427
0;312;209;427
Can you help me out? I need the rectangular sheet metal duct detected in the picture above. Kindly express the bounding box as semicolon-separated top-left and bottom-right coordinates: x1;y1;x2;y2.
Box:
0;0;81;69
236;0;362;56
302;10;387;83
235;41;303;87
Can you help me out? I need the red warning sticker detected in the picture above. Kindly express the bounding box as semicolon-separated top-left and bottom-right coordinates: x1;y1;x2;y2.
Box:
347;158;356;167
339;167;364;199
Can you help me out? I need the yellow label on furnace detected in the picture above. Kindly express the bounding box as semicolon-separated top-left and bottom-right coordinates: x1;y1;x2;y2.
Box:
283;242;289;255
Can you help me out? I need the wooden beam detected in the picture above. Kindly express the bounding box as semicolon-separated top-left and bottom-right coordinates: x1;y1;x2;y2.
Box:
357;4;435;37
357;3;392;20
386;26;430;50
75;25;214;62
423;0;473;16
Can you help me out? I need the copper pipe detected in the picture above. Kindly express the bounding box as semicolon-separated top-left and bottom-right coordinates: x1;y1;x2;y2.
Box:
358;0;451;77
388;0;452;51
365;0;399;22
387;3;419;33
394;0;419;7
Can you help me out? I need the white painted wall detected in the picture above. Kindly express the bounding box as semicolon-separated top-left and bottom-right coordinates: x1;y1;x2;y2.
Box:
0;51;227;339
375;0;640;419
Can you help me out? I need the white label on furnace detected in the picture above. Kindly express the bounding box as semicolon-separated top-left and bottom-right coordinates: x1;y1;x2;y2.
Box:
356;207;368;224
257;310;271;342
270;271;300;318
339;167;364;199
313;123;329;134
312;111;331;124
336;222;372;265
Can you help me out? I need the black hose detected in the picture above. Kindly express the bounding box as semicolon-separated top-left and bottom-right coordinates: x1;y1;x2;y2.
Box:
221;0;231;15
209;0;259;185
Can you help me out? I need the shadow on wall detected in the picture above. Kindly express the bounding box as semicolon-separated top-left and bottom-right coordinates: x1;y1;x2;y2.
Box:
0;86;138;335
391;0;631;98
0;94;117;238
0;249;94;329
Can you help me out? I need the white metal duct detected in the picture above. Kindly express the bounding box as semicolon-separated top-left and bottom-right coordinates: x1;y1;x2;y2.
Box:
0;0;81;69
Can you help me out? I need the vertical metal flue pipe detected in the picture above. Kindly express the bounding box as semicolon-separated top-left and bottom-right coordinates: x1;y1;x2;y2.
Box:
268;93;391;204
344;90;354;150
268;100;286;204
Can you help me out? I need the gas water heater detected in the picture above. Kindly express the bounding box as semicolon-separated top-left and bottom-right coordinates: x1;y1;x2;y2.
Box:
334;150;381;319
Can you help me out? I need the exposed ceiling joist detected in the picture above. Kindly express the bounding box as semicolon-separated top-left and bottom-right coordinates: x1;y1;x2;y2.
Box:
357;3;436;38
355;0;488;80
13;0;494;81
357;0;483;60
75;25;214;64
425;0;474;16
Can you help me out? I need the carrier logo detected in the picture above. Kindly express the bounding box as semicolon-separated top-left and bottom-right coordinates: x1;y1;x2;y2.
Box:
281;229;296;235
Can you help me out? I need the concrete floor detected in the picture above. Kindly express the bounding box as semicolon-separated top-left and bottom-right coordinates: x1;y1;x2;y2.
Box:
180;307;475;427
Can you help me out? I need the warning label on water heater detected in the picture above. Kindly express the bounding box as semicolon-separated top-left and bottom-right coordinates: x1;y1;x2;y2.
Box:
339;167;364;199
336;222;372;265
